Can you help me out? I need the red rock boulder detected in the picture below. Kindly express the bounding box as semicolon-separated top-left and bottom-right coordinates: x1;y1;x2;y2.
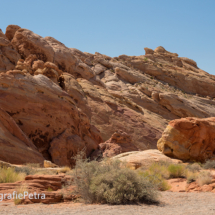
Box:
157;117;215;162
92;130;138;158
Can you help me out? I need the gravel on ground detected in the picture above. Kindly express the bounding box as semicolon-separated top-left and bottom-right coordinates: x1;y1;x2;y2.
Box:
0;191;215;215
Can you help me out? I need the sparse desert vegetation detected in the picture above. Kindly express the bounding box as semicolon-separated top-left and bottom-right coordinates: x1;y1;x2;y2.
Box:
203;160;215;169
14;183;29;205
71;152;159;204
0;154;215;208
196;171;213;186
186;163;202;172
0;167;26;183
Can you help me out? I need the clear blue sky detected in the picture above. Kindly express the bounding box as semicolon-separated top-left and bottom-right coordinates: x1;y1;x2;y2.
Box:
1;0;215;74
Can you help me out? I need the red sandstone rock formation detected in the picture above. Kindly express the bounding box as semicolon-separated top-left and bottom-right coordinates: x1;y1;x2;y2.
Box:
157;117;215;162
93;130;138;158
0;108;44;164
0;174;76;204
0;71;102;165
1;24;215;165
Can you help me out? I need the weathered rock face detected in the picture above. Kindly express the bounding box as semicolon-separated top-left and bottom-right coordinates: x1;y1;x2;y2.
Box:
44;37;78;73
11;28;94;80
0;174;76;204
70;48;88;62
5;25;21;41
112;149;182;169
2;24;215;165
0;29;7;39
0;35;20;73
59;73;91;116
11;28;55;62
0;108;44;164
115;67;149;84
0;72;102;165
93;130;138;158
115;46;215;98
76;78;164;150
157;117;215;162
49;129;98;166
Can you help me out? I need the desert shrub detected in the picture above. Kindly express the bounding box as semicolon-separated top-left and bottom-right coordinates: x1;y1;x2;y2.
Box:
14;183;28;205
148;162;170;179
47;187;53;191
25;163;42;168
0;167;26;183
90;167;158;204
57;166;71;173
14;166;34;175
185;171;198;184
186;163;201;172
138;171;170;191
197;171;212;186
71;152;159;204
146;161;186;179
158;179;171;191
203;160;215;169
168;164;185;178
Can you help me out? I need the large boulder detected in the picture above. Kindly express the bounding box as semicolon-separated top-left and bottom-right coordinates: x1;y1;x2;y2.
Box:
180;57;198;68
157;117;215;162
40;62;62;84
93;130;138;158
112;149;182;169
49;130;91;166
0;108;44;164
0;36;20;73
11;28;55;62
70;48;88;62
5;25;21;41
44;37;78;73
45;37;95;79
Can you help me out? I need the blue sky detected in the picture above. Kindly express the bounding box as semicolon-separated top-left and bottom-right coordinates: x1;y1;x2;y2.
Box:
1;0;215;74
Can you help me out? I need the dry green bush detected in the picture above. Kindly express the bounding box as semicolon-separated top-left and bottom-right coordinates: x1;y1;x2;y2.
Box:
14;166;34;176
14;183;29;205
138;170;170;191
186;163;201;172
203;160;215;169
197;171;212;186
71;151;159;204
148;162;170;179
47;187;53;191
0;167;26;183
168;164;185;178
185;171;198;184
